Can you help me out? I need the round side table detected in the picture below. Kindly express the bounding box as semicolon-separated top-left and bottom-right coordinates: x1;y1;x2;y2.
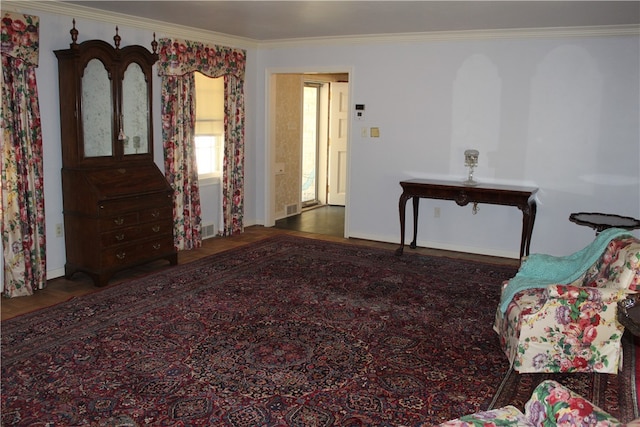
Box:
569;212;640;234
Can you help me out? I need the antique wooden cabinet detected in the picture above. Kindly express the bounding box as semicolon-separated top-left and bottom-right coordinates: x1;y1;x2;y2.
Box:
55;24;176;287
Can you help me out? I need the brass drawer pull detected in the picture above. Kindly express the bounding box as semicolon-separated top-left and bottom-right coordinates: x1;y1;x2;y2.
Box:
152;243;161;250
115;233;125;241
152;226;160;233
113;217;125;225
151;210;160;218
116;252;126;260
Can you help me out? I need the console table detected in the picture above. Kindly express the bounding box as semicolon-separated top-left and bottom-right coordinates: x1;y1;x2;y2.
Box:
395;178;538;259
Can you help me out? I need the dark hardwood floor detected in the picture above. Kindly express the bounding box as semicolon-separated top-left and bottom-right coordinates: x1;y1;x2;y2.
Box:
1;216;517;321
275;205;345;237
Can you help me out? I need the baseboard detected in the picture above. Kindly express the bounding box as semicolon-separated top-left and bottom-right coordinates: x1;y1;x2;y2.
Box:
47;267;65;280
347;231;519;260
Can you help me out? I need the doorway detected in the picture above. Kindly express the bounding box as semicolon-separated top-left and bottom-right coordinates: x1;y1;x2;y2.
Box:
267;70;351;237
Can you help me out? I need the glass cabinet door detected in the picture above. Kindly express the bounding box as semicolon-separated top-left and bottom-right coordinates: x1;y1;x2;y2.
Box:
81;58;113;157
121;62;150;155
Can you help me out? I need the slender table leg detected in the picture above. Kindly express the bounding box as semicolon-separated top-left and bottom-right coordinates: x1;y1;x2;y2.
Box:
410;196;419;249
518;201;537;259
395;193;411;256
519;213;528;260
526;201;537;256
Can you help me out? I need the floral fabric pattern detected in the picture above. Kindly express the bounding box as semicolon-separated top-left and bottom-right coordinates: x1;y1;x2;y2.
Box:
494;237;640;373
1;12;39;65
158;38;246;243
438;405;529;426
524;380;621;427
439;380;621;427
160;73;201;250
582;237;640;290
157;39;244;80
1;12;46;298
221;73;245;236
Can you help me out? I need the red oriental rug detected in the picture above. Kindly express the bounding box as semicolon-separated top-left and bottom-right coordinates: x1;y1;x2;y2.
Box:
0;235;634;425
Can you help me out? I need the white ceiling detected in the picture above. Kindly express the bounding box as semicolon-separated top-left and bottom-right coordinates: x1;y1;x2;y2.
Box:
62;1;640;41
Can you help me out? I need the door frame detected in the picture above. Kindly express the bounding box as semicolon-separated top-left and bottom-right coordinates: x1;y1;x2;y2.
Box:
301;81;325;208
264;67;353;238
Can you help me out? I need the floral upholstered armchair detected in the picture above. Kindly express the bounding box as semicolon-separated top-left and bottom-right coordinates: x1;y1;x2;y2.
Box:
494;228;640;373
438;380;623;426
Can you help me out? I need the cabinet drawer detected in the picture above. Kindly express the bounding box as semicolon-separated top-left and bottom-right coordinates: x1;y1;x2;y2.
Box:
140;206;172;223
103;242;138;266
98;193;171;216
103;236;173;266
139;238;174;256
140;221;173;237
99;212;139;231
101;220;172;246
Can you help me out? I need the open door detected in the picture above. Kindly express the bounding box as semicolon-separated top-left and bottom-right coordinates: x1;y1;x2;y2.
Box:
328;82;349;206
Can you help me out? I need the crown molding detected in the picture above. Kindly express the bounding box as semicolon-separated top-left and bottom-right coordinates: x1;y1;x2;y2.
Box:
5;1;639;51
259;24;640;49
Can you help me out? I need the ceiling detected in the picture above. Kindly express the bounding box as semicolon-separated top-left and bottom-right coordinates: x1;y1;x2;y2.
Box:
62;1;640;41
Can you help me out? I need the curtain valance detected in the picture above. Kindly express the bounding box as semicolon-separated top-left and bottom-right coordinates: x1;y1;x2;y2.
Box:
157;38;245;79
1;12;39;66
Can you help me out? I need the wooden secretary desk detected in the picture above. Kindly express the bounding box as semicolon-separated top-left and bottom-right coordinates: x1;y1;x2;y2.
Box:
55;23;177;287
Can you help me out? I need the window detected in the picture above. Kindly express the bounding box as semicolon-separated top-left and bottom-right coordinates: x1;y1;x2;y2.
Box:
194;72;224;179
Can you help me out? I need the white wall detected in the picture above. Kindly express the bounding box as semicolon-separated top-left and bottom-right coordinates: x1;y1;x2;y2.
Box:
256;35;640;258
7;4;640;282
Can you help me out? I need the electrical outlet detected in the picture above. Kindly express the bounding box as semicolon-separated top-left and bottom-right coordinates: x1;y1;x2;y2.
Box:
434;207;440;218
55;223;63;237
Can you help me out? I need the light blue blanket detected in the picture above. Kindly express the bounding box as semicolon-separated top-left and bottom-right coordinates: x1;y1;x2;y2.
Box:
499;227;632;313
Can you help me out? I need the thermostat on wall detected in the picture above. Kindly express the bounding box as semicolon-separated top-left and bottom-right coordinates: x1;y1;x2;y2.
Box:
355;104;365;120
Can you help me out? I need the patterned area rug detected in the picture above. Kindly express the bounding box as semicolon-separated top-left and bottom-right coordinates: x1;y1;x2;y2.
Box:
489;332;639;423
0;234;614;425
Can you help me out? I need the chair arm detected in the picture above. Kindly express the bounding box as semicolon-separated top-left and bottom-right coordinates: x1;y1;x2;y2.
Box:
546;284;628;302
524;380;621;426
582;237;640;291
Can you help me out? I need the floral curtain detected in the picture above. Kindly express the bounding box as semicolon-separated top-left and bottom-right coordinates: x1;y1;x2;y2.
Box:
159;72;202;250
158;38;246;243
1;12;46;297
